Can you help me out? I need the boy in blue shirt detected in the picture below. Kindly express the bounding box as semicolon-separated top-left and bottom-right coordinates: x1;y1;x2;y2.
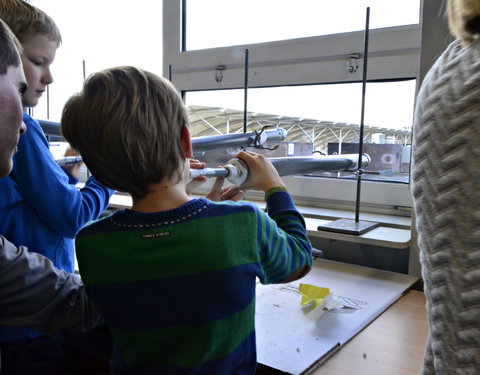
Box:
0;0;113;372
61;66;313;375
0;18;101;335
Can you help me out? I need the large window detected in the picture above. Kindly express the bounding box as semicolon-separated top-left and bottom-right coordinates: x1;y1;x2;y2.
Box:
185;81;415;184
186;0;421;50
25;1;450;212
185;82;416;131
164;1;449;211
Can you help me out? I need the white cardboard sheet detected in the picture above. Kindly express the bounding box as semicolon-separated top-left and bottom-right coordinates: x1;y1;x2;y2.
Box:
255;259;418;374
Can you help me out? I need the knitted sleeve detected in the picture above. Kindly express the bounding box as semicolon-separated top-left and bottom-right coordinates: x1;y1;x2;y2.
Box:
412;39;480;374
255;190;312;284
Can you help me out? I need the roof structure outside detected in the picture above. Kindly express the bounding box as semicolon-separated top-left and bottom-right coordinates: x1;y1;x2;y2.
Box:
188;105;412;153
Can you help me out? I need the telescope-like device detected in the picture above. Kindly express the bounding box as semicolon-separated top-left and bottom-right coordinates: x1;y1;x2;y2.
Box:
38;120;287;152
55;153;370;186
192;128;287;152
42;119;370;187
55;156;83;166
191;154;370;186
39;120;65;142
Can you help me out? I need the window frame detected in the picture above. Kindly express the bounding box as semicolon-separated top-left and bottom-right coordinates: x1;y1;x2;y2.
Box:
163;0;450;212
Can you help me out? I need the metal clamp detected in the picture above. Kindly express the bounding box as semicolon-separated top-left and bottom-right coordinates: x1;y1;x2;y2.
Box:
253;126;280;151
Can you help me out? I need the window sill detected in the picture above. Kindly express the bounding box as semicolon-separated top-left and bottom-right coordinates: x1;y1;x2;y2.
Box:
108;192;411;249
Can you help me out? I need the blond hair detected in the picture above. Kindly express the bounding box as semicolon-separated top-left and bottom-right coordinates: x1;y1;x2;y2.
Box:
0;0;61;45
448;0;480;45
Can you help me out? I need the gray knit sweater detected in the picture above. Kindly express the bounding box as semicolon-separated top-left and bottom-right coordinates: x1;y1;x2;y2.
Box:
412;39;480;375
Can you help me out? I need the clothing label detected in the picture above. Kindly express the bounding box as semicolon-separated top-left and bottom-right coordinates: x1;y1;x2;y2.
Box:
140;232;170;239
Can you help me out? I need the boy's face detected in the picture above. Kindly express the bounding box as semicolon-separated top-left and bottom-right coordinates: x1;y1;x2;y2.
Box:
0;64;27;177
21;34;58;108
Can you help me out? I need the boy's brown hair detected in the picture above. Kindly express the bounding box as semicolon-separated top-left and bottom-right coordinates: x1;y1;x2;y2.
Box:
0;0;61;45
0;18;22;75
61;66;189;199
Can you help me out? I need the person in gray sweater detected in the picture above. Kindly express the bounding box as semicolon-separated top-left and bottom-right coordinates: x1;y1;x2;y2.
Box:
0;236;101;334
412;0;480;374
0;17;101;339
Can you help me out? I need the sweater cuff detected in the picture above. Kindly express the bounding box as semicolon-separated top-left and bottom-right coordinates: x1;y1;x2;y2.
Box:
264;186;288;201
265;190;296;214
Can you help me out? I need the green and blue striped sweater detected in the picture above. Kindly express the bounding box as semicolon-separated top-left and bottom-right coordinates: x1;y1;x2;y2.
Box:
76;191;312;374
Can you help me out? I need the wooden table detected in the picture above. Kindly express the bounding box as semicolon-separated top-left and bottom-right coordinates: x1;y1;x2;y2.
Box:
257;290;428;375
309;290;428;375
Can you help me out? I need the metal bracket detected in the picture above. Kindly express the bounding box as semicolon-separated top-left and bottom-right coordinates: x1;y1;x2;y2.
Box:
346;54;361;73
214;65;226;83
253;125;280;151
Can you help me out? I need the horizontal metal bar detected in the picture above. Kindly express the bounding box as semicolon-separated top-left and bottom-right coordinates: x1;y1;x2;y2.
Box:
38;120;287;152
191;128;286;151
192;154;370;185
39;119;62;137
269;154;369;176
189;167;230;179
55;156;83;166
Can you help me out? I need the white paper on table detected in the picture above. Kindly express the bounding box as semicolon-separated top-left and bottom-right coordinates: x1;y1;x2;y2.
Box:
255;259;418;374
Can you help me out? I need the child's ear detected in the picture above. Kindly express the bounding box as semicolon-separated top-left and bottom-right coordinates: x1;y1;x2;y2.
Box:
181;125;193;158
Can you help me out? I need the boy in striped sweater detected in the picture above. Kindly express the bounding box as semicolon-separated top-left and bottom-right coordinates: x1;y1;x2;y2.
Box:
61;66;312;375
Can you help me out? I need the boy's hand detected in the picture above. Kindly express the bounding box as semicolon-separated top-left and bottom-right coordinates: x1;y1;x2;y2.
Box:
186;159;207;194
236;151;285;192
63;147;83;178
206;177;246;202
221;184;246;201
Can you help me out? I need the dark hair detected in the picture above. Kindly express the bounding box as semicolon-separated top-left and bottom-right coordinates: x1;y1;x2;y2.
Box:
0;18;22;75
0;0;61;45
62;66;189;199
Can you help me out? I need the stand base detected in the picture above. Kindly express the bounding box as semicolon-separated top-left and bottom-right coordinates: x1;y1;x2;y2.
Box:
317;218;379;236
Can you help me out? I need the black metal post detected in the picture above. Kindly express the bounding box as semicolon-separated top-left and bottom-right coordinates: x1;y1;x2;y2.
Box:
354;7;370;223
243;49;249;133
317;7;378;235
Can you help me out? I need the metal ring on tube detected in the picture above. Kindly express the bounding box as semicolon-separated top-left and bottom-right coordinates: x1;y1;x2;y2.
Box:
224;158;249;186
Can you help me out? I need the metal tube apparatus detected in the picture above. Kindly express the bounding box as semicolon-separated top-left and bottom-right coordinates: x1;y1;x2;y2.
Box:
55;156;83;166
191;128;287;152
54;152;369;187
189;158;249;186
38;120;288;152
191;154;370;186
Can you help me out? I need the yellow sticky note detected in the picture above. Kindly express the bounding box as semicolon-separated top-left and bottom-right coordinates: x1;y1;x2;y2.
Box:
299;283;330;309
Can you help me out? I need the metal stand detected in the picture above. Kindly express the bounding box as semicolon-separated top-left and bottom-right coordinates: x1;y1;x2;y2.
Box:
318;218;378;236
318;7;379;236
243;49;249;133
